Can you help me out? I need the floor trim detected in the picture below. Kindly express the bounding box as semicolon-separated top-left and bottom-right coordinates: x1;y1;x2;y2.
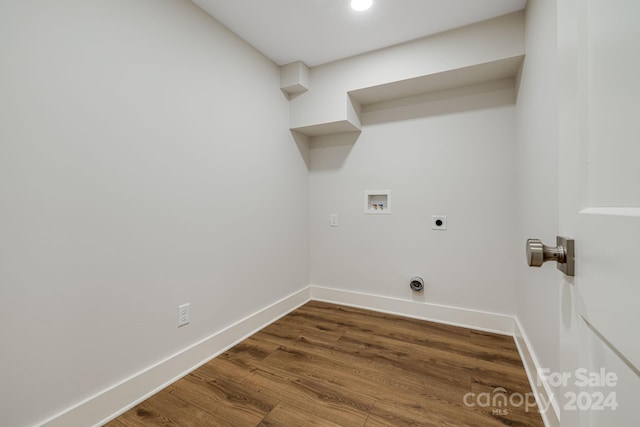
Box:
310;285;515;335
40;287;311;427
513;318;561;427
42;285;552;427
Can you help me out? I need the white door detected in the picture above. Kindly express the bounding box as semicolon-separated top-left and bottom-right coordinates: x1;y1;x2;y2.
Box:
557;0;640;426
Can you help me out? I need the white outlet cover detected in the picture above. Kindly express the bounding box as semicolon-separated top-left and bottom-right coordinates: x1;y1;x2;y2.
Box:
432;215;447;230
178;303;190;327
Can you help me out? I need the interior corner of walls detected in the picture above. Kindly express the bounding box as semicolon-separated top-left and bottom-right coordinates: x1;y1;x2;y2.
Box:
513;318;561;427
514;55;525;101
39;287;312;427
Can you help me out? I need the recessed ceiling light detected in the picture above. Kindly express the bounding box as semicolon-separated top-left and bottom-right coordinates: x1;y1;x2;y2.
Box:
351;0;373;11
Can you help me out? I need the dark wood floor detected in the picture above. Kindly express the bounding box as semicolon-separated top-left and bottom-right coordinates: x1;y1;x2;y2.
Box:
106;301;544;426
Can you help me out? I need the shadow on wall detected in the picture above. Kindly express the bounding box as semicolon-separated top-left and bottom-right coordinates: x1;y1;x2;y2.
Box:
291;130;312;170
295;82;515;173
362;80;517;126
306;131;360;172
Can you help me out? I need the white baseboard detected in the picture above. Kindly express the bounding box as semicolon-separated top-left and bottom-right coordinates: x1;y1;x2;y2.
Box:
513;318;560;427
40;287;311;427
41;285;554;427
314;286;560;426
310;285;515;335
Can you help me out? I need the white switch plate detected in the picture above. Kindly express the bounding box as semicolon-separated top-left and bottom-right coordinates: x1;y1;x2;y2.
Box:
432;215;447;230
178;303;190;327
330;213;338;227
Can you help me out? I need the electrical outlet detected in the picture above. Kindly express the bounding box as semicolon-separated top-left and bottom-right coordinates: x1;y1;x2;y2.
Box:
178;303;190;327
432;215;447;230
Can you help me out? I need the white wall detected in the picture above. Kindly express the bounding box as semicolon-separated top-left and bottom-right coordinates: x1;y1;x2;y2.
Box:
0;1;561;424
309;88;518;315
0;1;308;426
515;0;561;412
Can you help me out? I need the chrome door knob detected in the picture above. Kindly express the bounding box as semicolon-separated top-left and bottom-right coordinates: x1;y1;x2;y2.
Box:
526;236;575;276
526;238;566;266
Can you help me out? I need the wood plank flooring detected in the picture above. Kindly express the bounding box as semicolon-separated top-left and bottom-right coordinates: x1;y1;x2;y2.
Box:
106;301;544;426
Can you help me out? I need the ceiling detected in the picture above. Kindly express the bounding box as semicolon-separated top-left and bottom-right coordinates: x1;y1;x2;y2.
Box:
191;0;527;67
